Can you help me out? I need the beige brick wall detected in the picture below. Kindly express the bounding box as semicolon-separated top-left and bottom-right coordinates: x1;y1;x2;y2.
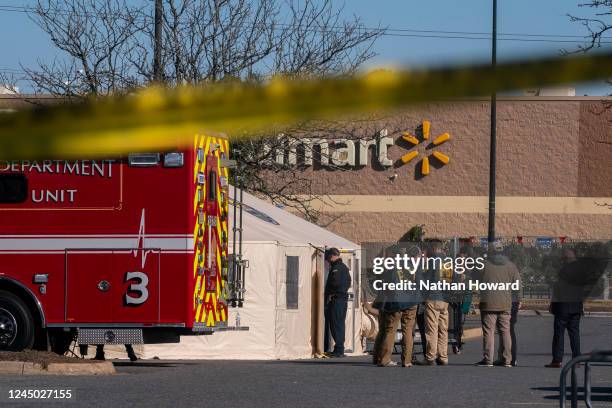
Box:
278;99;594;197
261;98;612;242
317;212;612;244
579;102;612;196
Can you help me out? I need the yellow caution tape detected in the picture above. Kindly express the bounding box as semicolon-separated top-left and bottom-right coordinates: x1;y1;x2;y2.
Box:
0;52;610;159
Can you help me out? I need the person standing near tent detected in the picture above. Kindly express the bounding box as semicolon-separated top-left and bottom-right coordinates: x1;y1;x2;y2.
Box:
377;246;420;367
497;289;521;366
324;248;352;358
417;240;451;366
475;242;521;367
370;286;386;365
546;248;584;368
452;246;475;355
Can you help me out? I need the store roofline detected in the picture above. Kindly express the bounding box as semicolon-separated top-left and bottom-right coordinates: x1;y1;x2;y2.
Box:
0;93;610;110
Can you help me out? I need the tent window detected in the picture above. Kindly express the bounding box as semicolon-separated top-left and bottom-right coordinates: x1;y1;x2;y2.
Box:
286;256;299;309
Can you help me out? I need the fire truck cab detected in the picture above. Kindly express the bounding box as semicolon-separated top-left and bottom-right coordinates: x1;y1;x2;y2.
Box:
0;135;242;352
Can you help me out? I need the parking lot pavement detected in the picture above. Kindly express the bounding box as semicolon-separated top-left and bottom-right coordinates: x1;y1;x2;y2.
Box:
1;316;611;408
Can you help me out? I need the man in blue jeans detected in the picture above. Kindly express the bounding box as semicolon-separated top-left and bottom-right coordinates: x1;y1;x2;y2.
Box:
324;248;351;358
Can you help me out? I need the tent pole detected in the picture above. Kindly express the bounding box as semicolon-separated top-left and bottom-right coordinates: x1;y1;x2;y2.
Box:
232;171;238;307
238;178;245;306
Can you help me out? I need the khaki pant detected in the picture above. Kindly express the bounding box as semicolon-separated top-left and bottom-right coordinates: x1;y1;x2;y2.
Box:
481;311;512;364
378;306;418;366
372;313;385;365
424;301;449;363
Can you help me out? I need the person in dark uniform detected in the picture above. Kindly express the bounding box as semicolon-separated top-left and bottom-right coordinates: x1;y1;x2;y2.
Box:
415;304;428;361
452;246;474;355
324;247;351;358
546;248;584;368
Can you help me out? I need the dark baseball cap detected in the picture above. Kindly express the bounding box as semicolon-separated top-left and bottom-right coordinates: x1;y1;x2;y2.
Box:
324;247;340;260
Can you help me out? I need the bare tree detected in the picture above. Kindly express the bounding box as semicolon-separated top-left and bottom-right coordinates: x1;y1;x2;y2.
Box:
26;0;145;97
146;0;380;84
568;1;612;53
25;0;381;93
130;0;279;84
232;115;403;221
21;0;383;217
0;72;21;95
567;1;612;92
273;0;378;76
232;127;341;222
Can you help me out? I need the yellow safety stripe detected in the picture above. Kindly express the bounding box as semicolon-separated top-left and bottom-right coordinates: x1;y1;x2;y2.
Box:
191;135;229;326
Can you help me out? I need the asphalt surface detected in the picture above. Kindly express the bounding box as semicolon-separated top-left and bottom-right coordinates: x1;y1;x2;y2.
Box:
1;315;611;408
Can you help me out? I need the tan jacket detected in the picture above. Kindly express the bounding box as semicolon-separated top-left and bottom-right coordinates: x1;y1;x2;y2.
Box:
477;254;521;312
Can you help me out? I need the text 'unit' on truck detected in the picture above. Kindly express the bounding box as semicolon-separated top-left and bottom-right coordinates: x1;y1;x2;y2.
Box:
0;134;246;353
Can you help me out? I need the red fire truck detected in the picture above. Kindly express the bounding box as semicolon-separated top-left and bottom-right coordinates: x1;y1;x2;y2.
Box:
0;135;244;352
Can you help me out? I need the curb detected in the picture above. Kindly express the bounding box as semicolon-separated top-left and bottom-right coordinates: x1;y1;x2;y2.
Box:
0;361;115;375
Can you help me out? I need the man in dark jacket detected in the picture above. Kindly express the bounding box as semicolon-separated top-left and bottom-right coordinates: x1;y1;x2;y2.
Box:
324;248;351;357
546;248;584;368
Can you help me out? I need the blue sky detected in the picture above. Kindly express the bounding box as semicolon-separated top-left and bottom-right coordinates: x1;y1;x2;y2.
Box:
1;0;610;94
347;0;611;95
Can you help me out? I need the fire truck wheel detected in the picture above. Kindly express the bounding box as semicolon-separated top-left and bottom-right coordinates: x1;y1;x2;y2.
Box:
0;290;35;351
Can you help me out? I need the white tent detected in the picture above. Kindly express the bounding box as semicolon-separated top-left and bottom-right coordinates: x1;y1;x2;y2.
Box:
141;189;362;360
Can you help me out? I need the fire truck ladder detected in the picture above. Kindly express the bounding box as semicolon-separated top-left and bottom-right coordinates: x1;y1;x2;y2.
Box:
229;160;247;308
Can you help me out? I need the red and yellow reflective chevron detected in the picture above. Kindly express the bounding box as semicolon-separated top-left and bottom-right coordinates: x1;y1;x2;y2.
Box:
192;135;230;327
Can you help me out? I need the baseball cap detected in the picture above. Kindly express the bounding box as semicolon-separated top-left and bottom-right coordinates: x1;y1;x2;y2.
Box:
324;247;340;261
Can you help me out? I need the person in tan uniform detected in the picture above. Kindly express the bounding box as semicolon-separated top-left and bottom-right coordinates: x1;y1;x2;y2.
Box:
376;248;420;367
422;301;449;365
475;243;521;367
417;241;450;366
371;292;386;365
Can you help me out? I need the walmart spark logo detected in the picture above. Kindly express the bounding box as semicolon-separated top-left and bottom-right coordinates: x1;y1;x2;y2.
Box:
399;120;450;176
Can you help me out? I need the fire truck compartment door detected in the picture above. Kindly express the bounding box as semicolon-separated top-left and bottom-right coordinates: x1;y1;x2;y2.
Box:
66;250;160;323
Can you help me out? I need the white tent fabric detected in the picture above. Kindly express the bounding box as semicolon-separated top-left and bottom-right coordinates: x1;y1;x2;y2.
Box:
236;190;358;249
139;189;361;360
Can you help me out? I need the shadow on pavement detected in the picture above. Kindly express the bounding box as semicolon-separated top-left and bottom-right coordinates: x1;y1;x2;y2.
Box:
271;360;373;367
112;361;201;368
532;386;612;402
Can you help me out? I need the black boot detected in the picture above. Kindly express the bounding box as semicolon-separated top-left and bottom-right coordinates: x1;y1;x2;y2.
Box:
125;344;138;362
94;345;106;361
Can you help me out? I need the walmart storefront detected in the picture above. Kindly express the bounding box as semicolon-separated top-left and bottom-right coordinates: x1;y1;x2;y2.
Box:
264;96;612;243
